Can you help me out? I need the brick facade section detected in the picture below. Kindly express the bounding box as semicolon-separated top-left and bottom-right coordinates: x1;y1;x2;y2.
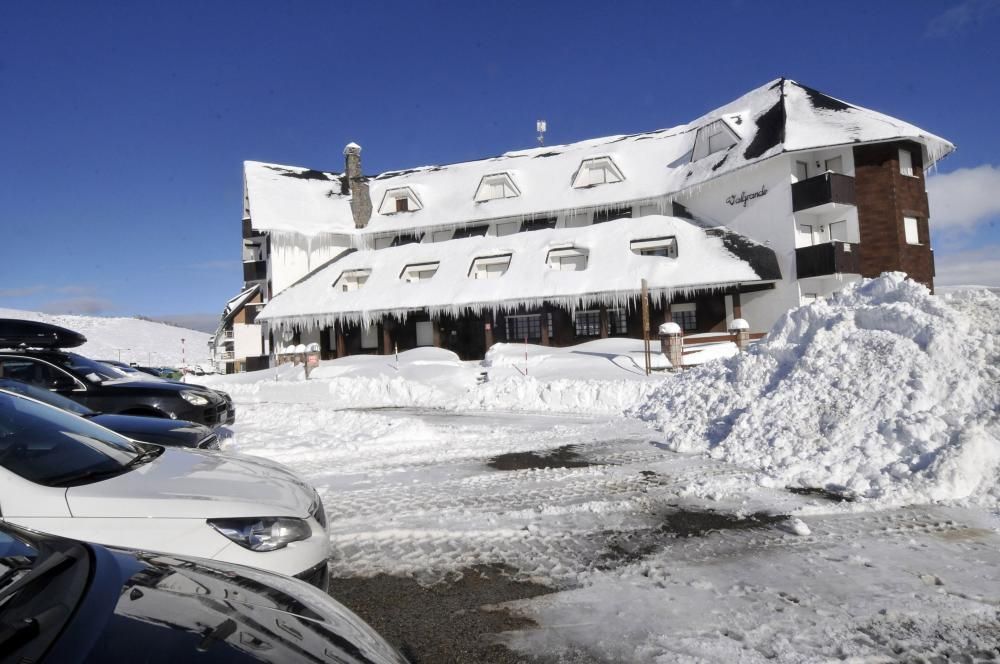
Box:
853;141;935;290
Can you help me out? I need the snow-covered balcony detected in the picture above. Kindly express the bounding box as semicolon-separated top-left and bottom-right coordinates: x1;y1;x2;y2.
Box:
792;172;856;213
795;240;861;279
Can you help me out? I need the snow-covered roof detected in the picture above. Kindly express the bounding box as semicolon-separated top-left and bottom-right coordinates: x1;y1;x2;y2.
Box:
258;216;777;330
244;78;954;239
244;162;354;236
217;285;260;332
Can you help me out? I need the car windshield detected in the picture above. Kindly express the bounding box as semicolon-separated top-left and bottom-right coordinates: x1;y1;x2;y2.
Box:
54;353;124;384
0;380;92;416
0;391;141;486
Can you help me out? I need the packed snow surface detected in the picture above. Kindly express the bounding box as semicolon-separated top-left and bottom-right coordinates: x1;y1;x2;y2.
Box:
634;273;1000;507
0;307;211;366
194;277;1000;661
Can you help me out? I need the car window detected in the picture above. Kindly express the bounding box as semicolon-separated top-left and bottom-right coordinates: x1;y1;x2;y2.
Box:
53;354;121;384
0;357;79;391
0;391;141;487
0;381;92;416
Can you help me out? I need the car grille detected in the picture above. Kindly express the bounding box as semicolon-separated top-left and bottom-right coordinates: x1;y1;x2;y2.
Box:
294;561;330;592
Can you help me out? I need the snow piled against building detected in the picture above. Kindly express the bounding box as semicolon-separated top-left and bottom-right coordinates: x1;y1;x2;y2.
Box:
0;308;211;366
632;273;1000;507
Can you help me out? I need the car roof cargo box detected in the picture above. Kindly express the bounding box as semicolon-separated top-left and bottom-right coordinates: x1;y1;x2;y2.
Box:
0;318;87;349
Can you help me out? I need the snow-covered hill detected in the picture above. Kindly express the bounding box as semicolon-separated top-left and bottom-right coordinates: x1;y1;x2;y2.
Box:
0;308;211;367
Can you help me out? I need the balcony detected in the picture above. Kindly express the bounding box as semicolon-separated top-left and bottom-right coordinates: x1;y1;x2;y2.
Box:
220;329;234;341
796;241;861;279
218;351;235;361
792;172;855;213
243;260;266;281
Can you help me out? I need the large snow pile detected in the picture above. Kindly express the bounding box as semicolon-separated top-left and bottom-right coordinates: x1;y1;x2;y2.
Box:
633;274;1000;507
0;308;211;366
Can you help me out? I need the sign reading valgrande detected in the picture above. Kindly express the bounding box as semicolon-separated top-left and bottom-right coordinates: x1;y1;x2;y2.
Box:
726;185;768;208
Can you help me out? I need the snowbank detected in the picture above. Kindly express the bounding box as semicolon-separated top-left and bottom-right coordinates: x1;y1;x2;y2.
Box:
632;274;1000;507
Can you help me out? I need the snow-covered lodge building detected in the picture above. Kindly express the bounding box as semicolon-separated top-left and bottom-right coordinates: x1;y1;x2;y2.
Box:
223;78;952;369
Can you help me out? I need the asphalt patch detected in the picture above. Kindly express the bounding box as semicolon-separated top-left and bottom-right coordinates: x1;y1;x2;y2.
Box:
488;445;596;471
596;508;789;569
787;486;855;503
328;565;599;664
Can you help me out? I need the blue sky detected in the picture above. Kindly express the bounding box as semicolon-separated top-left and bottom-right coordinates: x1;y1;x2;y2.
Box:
2;1;999;331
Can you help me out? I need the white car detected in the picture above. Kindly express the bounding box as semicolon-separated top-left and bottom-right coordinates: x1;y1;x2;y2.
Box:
0;387;330;588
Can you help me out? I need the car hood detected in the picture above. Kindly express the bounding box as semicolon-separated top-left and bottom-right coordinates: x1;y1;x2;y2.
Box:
88;413;211;447
77;547;409;664
66;449;316;519
90;380;223;399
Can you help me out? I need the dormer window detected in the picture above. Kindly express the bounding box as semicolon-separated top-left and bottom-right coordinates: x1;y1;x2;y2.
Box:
378;187;422;215
630;236;678;258
572;157;624;188
691;119;739;161
400;262;440;283
469;254;511;280
546;246;589;271
332;268;371;292
475;172;520;202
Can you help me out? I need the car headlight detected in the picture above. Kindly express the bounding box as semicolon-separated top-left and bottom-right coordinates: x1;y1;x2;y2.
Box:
208;517;311;552
180;390;210;406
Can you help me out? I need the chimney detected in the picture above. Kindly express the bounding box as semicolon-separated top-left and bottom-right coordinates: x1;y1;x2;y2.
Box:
343;142;372;229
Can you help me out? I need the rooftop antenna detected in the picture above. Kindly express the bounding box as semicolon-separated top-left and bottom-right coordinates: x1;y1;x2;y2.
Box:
536;120;547;147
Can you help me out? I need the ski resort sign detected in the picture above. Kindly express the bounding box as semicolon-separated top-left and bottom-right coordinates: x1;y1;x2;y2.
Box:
726;185;768;208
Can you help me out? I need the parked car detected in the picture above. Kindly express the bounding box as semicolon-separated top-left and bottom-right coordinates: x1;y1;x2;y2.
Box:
134;365;182;380
98;359;166;381
0;388;329;585
0;318;235;428
0;378;220;449
0;521;408;663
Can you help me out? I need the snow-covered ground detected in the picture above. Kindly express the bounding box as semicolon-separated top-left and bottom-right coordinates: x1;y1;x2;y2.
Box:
0;307;211;367
193;275;1000;662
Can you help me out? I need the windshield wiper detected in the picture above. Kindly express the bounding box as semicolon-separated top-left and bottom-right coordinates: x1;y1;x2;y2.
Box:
0;551;77;604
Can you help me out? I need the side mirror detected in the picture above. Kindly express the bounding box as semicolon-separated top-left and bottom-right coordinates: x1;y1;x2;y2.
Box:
49;375;79;392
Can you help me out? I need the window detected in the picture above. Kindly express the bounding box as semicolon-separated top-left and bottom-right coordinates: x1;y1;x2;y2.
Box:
495;221;520;236
671;303;697;332
546;247;588;271
505;314;552;341
691;119;739;161
572;157;625;188
469;254;511;280
416;321;434;347
904;216;920;244
824;156;843;173
360;325;378;349
522;217;557;232
593;205;633;224
452;224;489;239
899;149;914;177
474;173;521;202
829;220;848;242
333;269;371;292
401;262;440;282
431;230;452;242
630;236;678;258
377;187;422;215
573;309;626;337
795;160;809;180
